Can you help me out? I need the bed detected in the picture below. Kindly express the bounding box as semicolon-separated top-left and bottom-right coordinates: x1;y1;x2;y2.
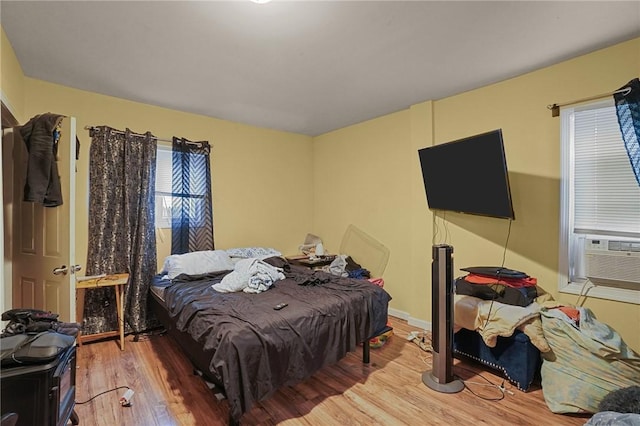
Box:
148;251;392;424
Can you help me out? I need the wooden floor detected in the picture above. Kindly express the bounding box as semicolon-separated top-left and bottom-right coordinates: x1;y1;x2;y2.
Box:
74;318;591;425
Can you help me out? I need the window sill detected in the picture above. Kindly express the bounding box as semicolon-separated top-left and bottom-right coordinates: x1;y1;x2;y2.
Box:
560;281;640;305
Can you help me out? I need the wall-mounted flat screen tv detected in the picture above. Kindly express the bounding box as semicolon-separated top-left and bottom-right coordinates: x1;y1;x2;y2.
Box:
418;129;515;220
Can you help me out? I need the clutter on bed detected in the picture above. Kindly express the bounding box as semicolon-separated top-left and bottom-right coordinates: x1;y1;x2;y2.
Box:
160;247;284;280
317;254;371;278
212;257;285;293
293;251;393;349
150;252;392;424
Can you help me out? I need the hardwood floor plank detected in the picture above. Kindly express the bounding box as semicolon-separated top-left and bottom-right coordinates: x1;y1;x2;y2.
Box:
74;318;591;425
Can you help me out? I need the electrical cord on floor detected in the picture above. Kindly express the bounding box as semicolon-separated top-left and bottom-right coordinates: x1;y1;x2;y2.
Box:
416;348;432;367
75;386;131;405
406;331;433;366
453;365;507;401
407;331;509;400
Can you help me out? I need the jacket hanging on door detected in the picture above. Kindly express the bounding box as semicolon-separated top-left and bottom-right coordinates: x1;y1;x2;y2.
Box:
19;113;64;207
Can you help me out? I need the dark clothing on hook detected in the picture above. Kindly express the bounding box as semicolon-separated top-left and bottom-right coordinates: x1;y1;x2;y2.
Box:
19;113;64;207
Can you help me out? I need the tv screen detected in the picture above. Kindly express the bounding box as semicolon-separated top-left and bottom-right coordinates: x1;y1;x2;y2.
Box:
418;129;515;220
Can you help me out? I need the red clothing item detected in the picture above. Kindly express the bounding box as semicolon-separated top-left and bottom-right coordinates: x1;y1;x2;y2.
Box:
465;273;537;288
367;277;385;288
557;306;580;324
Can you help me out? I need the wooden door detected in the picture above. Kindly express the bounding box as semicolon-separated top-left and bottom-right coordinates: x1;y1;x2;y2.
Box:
12;116;77;322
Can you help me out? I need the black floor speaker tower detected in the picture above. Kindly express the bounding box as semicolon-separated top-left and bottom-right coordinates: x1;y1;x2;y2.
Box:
422;244;464;393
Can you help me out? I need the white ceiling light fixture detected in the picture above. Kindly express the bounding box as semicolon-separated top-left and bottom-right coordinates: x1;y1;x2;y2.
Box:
251;0;272;4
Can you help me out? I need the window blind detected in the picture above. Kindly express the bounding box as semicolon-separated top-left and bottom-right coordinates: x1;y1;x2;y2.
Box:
155;147;173;227
573;105;640;237
155;147;173;195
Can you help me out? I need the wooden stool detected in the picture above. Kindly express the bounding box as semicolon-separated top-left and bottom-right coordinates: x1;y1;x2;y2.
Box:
76;273;129;351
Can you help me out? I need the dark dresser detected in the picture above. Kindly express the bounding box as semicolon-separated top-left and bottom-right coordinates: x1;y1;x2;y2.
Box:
1;344;79;425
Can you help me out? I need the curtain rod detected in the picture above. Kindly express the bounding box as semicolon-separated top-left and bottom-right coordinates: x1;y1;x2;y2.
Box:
84;125;204;147
547;87;632;117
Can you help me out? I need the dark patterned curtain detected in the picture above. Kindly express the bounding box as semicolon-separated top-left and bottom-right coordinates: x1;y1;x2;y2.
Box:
614;78;640;186
171;137;214;254
85;126;157;334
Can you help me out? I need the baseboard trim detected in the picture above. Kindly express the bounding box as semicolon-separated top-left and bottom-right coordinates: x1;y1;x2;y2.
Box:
387;307;408;320
388;308;431;331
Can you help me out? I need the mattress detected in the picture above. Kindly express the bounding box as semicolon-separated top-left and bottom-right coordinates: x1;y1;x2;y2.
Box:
150;257;392;422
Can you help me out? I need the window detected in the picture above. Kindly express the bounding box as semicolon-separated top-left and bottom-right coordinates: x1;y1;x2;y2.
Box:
155;146;173;228
155;145;209;229
155;141;214;254
559;99;640;304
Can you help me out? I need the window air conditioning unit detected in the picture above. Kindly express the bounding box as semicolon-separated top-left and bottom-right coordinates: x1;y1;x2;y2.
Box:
584;239;640;285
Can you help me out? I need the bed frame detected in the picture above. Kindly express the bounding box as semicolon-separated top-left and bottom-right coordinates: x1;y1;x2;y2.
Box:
148;267;391;425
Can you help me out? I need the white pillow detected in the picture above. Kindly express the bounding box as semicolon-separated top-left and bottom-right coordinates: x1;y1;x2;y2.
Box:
162;250;235;279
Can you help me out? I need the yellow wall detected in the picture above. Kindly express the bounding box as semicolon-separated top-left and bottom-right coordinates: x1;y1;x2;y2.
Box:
2;22;638;351
1;26;314;269
314;37;640;352
1;27;25;121
17;79;314;273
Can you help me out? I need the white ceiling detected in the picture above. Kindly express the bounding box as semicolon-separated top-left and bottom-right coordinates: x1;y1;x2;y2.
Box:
2;1;639;136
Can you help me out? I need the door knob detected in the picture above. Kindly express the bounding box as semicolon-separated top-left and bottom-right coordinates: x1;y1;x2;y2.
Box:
52;265;68;275
71;265;82;273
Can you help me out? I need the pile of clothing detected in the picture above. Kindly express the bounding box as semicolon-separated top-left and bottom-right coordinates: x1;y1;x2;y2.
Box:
320;255;371;279
455;266;538;307
0;309;80;367
212;258;285;294
1;308;80;337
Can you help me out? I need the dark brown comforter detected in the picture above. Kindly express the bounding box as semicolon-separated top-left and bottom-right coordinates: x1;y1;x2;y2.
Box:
161;259;392;421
